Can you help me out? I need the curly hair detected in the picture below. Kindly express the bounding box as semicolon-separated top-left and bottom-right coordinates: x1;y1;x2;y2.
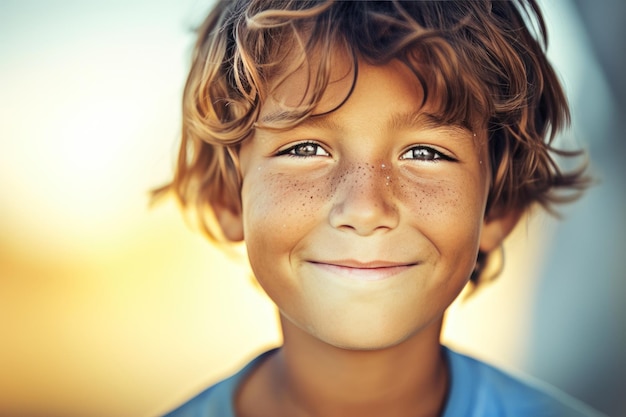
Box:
155;0;588;286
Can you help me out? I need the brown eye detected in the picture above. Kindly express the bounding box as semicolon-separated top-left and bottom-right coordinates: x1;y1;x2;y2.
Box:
400;146;453;162
278;142;330;157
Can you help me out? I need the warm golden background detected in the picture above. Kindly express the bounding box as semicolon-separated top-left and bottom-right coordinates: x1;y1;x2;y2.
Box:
1;1;624;417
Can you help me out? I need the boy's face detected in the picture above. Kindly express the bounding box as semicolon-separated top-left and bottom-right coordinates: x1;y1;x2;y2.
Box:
228;57;498;350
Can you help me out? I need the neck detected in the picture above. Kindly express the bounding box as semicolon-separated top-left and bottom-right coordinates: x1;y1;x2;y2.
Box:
266;316;448;417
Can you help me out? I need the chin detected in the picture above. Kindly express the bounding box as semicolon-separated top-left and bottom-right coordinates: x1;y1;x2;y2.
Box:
281;303;444;352
313;323;425;352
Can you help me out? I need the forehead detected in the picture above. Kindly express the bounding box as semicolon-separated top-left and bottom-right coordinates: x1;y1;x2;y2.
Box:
256;42;479;134
260;66;421;139
257;58;476;152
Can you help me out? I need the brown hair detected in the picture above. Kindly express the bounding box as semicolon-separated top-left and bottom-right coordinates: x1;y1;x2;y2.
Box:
155;0;588;286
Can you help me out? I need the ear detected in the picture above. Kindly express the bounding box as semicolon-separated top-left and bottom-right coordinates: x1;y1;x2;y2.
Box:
479;208;524;253
213;202;244;242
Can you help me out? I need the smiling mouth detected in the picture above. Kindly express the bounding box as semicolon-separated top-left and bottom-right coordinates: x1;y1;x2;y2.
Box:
309;260;417;281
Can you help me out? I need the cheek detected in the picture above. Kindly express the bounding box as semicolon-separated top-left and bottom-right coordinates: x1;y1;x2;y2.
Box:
395;172;486;252
396;177;458;219
241;170;330;245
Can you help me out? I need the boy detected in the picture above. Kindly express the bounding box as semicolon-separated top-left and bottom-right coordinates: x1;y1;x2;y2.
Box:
159;1;602;416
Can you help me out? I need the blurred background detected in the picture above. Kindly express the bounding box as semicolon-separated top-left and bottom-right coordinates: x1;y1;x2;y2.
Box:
1;1;624;416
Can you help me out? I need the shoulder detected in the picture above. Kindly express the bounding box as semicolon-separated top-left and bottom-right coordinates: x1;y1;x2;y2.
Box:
442;347;606;417
159;350;277;417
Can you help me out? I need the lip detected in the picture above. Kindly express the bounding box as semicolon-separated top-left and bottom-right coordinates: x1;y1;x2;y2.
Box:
309;260;417;281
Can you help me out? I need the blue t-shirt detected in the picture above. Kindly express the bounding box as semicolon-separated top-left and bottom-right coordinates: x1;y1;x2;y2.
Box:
162;347;605;417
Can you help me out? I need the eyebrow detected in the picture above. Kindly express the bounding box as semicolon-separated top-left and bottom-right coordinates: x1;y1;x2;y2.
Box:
259;109;469;134
258;111;302;126
387;110;469;133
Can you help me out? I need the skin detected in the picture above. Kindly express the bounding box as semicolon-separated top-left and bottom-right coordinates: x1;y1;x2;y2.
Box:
215;57;520;417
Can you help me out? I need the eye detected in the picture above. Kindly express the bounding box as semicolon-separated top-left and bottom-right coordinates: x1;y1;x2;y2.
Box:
277;141;330;158
400;146;453;162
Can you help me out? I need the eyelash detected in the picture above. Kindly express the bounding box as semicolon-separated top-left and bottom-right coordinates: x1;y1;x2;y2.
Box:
400;146;455;162
276;142;454;162
276;141;330;158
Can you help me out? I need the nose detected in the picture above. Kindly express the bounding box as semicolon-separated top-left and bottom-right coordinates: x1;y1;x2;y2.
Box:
329;162;399;236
